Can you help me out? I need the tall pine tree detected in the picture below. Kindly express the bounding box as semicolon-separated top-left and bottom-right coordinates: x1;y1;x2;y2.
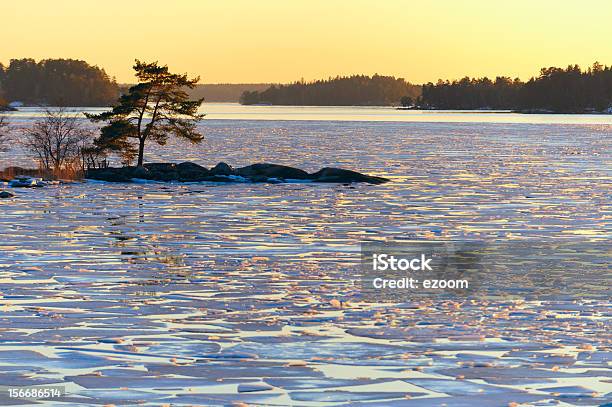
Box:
87;60;204;166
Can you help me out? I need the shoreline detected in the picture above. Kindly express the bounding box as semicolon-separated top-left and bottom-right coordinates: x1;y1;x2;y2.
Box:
4;103;612;115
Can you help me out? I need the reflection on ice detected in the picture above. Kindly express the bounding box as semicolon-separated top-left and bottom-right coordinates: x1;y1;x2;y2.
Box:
0;119;610;405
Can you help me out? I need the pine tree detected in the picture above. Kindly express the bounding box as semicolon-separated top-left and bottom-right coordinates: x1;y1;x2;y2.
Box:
86;60;205;166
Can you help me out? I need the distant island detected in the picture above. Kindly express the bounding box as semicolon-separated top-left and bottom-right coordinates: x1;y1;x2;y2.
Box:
239;75;421;106
119;83;273;103
0;58;273;106
187;83;272;102
0;58;119;107
239;63;612;113
420;63;612;113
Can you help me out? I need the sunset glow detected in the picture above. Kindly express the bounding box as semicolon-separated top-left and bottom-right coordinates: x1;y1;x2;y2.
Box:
2;0;611;83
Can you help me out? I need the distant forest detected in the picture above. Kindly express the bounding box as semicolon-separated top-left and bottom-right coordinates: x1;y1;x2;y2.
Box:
117;83;272;103
0;59;119;106
421;63;612;113
240;75;421;106
188;83;272;102
2;59;611;113
0;59;267;105
240;63;612;112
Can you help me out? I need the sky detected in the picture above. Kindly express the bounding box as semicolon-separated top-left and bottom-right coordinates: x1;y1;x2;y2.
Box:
2;0;611;84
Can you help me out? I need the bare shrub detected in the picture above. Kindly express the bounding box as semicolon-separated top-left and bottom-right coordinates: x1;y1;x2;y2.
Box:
21;108;99;179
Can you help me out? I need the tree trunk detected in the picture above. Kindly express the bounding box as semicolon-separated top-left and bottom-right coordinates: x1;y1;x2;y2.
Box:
137;138;146;167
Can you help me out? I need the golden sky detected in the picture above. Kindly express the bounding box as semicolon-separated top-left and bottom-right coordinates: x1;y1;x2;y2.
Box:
2;0;611;84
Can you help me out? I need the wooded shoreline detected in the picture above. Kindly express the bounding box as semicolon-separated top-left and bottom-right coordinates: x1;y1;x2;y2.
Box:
3;59;610;113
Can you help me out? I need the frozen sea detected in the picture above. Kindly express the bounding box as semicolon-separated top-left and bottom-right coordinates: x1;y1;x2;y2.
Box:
0;105;610;406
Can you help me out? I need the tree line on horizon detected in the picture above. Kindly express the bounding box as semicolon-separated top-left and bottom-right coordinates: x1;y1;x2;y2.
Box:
0;58;119;107
420;63;612;112
1;59;611;113
240;75;421;106
239;63;612;112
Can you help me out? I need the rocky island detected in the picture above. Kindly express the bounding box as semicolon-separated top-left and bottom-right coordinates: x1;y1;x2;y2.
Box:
86;162;390;184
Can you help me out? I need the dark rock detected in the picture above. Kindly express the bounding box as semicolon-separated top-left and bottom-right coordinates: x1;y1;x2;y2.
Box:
236;163;310;180
143;163;174;171
86;168;133;182
0;191;14;198
249;175;269;183
202;175;238;182
309;167;389;184
142;163;179;181
85;162;389;185
210;162;234;176
131;166;150;179
249;175;281;183
176;162;210;182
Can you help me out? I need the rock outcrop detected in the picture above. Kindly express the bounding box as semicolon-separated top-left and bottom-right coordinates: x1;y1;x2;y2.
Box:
235;163;310;180
309;167;389;184
86;162;389;184
8;177;47;188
